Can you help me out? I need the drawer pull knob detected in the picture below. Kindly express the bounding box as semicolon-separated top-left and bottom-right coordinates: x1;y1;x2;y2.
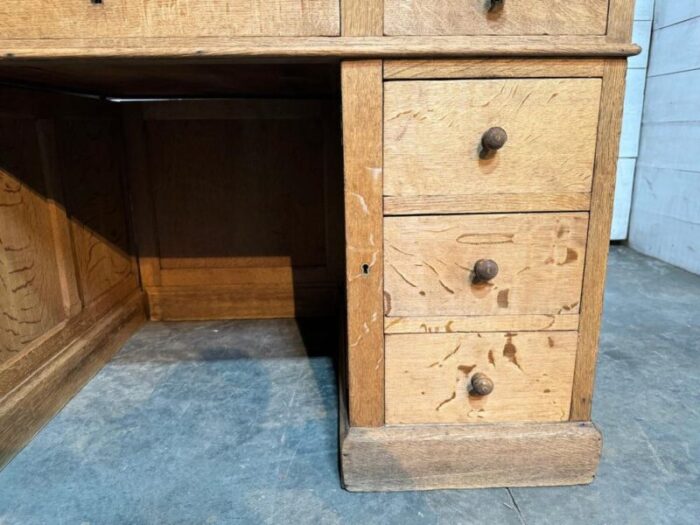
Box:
473;259;499;282
470;372;494;396
480;127;508;159
488;0;505;13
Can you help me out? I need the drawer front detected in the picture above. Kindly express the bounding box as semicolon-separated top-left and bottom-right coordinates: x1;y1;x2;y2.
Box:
385;0;608;36
384;213;587;317
384;78;601;200
385;332;578;424
0;0;340;39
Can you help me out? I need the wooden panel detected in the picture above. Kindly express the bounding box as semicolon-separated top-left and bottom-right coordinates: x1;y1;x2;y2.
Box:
384;0;608;36
386;332;578;424
0;0;339;38
0;291;145;469
384;213;588;317
342;0;383;36
384;193;591;215
384;79;601;200
0;117;67;361
571;60;627;420
341;61;384;427
341;420;602;491
147;283;336;321
385;315;579;335
384;58;605;79
607;0;635;42
610;158;636;241
0;36;641;61
55;118;136;306
129;97;342;320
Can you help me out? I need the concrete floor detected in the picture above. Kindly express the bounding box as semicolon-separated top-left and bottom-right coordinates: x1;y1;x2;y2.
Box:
1;246;698;524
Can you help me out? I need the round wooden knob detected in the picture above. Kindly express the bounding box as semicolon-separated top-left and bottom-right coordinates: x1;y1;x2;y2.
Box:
470;373;494;396
481;126;508;154
473;259;499;282
488;0;505;13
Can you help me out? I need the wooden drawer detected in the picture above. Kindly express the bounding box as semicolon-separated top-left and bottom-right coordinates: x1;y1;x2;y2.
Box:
384;213;588;317
385;331;578;424
384;0;609;36
0;0;340;39
384;78;601;208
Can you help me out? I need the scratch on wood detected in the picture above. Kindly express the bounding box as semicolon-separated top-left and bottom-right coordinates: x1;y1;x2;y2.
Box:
435;391;456;411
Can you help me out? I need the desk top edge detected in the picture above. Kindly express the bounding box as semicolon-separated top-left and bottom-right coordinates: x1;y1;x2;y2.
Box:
0;37;641;62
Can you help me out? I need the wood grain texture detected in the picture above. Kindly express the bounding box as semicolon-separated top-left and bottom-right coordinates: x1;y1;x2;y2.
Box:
341;420;602;491
571;60;627;421
0;36;641;61
385;314;580;334
384;79;601;199
0;277;136;399
342;0;383;36
0;290;145;469
35;120;82;319
384;213;588;317
342;61;384;427
55;117;136;306
607;0;635;42
0;117;67;361
384;0;609;36
0;0;340;39
384;193;591;215
385;332;578;424
128;98;342;320
146;283;336;321
384;58;606;79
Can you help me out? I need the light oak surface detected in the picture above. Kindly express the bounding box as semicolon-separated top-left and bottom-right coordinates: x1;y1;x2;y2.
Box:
0;36;640;61
571;60;628;420
384;58;606;79
342;420;602;491
0;0;340;39
384;78;602;200
385;314;580;334
342;61;385;427
384;0;609;36
384;213;588;317
385;331;578;424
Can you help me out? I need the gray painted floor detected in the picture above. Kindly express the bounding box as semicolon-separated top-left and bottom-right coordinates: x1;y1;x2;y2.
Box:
1;246;698;524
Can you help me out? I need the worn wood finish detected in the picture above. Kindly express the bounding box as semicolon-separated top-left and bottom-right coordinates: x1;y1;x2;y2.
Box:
55;117;136;306
385;332;578;424
384;78;601;200
384;0;609;36
342;0;383;36
384;58;606;79
342;61;384;427
607;0;635;42
0;36;640;61
146;283;336;321
384;213;588;318
385;315;580;334
0;0;340;39
0;117;69;360
384;193;591;216
341;420;602;491
0;291;145;469
127;98;342;320
571;60;627;421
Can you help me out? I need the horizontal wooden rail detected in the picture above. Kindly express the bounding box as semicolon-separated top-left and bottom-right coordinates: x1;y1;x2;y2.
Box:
0;36;641;61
